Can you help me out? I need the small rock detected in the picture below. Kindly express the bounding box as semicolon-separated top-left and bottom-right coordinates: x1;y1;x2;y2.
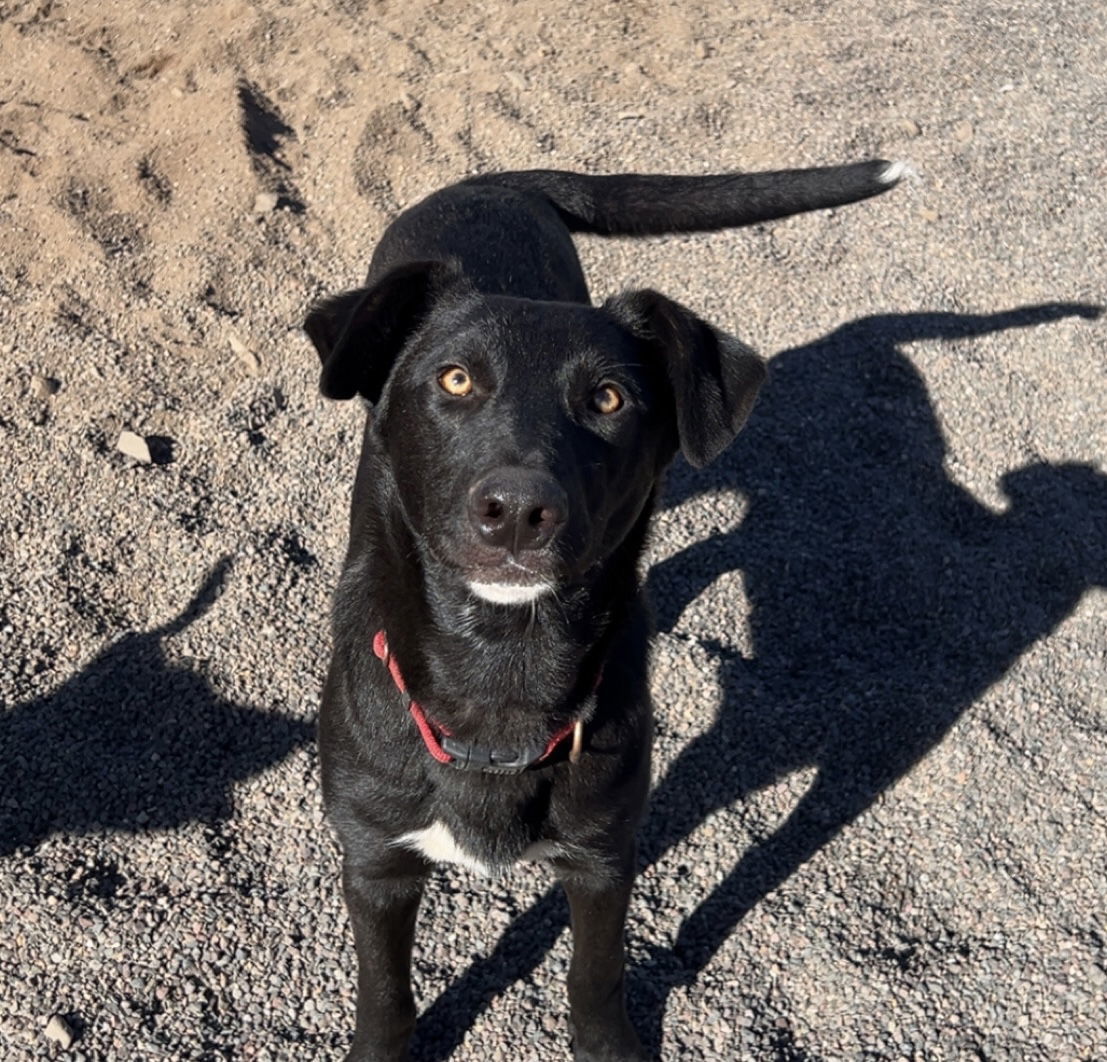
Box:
897;117;921;137
117;430;152;464
229;333;261;374
695;40;710;60
952;119;974;143
252;191;279;214
919;206;940;223
30;373;60;399
44;1014;75;1049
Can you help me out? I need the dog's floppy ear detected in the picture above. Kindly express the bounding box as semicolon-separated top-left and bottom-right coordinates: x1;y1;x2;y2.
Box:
606;289;766;468
304;260;461;403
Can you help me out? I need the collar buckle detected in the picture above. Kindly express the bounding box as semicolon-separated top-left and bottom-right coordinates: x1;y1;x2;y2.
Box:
439;736;548;774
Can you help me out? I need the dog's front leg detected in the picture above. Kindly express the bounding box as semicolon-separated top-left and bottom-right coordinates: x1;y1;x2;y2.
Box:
342;863;426;1062
560;860;646;1062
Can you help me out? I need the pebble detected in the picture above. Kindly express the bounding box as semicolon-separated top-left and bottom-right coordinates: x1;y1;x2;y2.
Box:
953;119;974;143
252;192;279;214
116;430;152;463
229;333;262;374
44;1014;75;1049
30;373;61;399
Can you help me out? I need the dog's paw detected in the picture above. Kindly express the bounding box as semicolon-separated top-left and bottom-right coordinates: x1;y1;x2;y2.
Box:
571;1024;649;1062
344;1047;408;1062
572;1046;650;1062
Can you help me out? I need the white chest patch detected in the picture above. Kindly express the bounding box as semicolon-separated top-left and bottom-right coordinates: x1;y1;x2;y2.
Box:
392;820;557;876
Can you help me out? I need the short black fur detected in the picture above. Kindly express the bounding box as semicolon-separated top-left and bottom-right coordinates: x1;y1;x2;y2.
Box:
304;161;901;1061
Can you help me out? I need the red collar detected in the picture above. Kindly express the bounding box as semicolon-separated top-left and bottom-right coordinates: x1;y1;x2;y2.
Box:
372;631;583;773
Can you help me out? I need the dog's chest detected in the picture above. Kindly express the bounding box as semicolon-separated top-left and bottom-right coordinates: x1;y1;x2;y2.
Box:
392;819;560;877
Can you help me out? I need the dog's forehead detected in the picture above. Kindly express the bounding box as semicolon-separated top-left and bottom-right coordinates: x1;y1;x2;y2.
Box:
458;295;636;372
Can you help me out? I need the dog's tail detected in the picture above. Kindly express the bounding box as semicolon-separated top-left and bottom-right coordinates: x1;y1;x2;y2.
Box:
462;160;907;236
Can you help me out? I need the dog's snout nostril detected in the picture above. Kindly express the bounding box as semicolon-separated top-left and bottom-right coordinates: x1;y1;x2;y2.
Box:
529;505;553;528
469;470;568;552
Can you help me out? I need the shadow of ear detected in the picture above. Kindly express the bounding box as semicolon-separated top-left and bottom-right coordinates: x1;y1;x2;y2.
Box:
660;301;1103;513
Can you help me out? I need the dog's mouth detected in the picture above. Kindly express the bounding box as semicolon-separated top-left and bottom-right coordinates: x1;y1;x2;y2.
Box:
462;554;558;606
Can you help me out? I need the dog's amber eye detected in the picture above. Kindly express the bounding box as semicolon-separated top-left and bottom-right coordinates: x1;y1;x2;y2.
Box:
591;383;624;415
438;366;473;397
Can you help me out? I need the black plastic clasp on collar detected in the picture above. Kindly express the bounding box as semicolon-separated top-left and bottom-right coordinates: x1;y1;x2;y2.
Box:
439;735;548;775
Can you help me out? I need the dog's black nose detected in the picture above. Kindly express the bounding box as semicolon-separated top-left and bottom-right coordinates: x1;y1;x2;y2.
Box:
469;468;568;552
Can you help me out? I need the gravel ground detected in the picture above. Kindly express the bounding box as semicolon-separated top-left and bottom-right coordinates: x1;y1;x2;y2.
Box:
2;0;1105;1059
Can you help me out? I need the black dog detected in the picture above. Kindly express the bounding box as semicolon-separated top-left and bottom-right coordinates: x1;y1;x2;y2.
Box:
304;161;903;1061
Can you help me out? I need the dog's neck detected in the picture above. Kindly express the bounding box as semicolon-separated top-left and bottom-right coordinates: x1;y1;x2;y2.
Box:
345;460;651;745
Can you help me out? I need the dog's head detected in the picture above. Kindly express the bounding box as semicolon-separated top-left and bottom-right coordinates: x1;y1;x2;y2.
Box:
305;261;764;604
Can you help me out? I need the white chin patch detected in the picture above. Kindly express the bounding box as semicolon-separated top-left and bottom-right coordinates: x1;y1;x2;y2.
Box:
467;580;552;605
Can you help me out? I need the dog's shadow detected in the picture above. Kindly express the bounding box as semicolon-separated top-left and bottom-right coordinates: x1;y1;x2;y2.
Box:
0;559;314;859
411;301;1105;1059
633;302;1106;1044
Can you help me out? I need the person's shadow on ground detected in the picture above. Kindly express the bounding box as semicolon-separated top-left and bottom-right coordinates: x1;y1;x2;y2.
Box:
1;559;314;858
410;302;1105;1060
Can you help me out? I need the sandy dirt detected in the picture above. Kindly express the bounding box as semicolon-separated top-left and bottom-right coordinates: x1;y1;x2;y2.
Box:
2;0;1105;1059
